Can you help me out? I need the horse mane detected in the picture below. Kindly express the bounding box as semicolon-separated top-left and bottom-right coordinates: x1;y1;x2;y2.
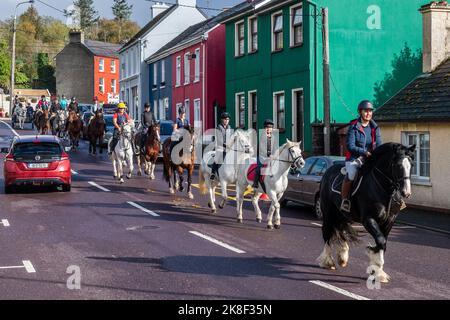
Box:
360;142;405;175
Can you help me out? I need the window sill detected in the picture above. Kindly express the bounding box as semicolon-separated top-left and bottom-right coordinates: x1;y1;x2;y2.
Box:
234;54;245;59
248;50;258;55
290;43;303;48
412;178;432;187
271;49;283;54
194;80;200;84
160;86;166;89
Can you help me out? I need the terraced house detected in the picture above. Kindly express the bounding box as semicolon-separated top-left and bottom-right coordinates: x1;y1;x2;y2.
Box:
223;0;429;154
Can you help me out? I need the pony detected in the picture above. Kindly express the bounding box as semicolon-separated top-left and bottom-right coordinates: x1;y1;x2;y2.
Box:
15;104;27;129
109;123;135;184
51;110;68;138
317;142;416;284
66;111;83;151
235;140;305;229
34;109;50;135
136;123;160;180
162;125;196;199
199;129;254;214
87;110;106;155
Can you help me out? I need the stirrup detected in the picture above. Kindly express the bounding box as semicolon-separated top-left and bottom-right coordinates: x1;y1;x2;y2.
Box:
340;199;351;212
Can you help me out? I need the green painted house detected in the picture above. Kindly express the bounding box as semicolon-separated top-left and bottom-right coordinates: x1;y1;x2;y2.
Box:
223;0;428;154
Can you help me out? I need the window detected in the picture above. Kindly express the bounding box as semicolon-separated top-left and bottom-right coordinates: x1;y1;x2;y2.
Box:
176;103;183;118
159;99;164;121
184;53;190;85
274;92;285;132
111;79;116;94
153;62;158;88
236;93;245;128
161;60;166;85
235;21;245;57
272;12;283;51
184;99;190;121
111;60;116;73
163;98;169;120
99;58;104;72
291;5;303;46
298;157;317;175
176;56;181;86
121;63;125;79
402;132;430;179
154;99;158;119
194;99;201;127
99;77;104;93
194;48;200;82
248;17;258;53
248;91;257;130
309;158;328;176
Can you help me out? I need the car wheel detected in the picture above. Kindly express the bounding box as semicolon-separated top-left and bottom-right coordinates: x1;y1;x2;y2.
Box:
62;184;71;192
314;195;323;220
280;198;288;208
4;186;14;194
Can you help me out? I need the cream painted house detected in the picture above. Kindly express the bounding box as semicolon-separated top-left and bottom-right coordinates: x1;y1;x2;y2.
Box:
375;2;450;212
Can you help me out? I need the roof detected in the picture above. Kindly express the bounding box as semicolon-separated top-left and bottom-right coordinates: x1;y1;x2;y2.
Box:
119;4;178;53
375;58;450;123
83;40;121;58
13;89;51;97
147;2;254;63
217;0;287;24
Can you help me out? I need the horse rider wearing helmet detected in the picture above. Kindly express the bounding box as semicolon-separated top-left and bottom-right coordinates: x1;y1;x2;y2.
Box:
252;119;276;190
108;102;132;155
37;95;49;111
340;100;382;213
140;102;155;152
68;97;79;114
169;106;190;158
210;112;232;181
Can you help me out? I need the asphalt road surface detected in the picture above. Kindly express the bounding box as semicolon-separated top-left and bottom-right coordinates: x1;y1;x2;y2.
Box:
0;120;449;300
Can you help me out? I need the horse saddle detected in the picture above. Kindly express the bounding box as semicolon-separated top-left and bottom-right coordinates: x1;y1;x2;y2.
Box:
331;168;363;197
247;163;268;185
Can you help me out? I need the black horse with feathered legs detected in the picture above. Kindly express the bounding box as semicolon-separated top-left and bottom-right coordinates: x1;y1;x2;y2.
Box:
317;142;416;284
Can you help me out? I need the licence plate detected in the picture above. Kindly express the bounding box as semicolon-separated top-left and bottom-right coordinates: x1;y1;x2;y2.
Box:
28;163;49;169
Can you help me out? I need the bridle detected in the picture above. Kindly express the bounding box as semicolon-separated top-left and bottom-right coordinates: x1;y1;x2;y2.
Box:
272;145;304;168
372;155;412;192
227;133;251;154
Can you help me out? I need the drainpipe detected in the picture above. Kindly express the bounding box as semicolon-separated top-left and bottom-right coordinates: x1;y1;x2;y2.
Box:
308;0;318;123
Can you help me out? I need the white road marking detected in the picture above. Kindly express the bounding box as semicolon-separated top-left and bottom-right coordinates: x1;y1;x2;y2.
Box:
127;201;159;217
88;181;110;192
189;231;246;254
0;265;24;270
0;120;19;137
309;280;370;300
311;222;322;227
71;169;78;175
22;260;36;273
1;219;10;227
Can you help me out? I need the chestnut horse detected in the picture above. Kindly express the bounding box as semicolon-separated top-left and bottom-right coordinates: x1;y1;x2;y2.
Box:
87;110;106;155
136;123;160;179
34;110;50;135
66;111;83;151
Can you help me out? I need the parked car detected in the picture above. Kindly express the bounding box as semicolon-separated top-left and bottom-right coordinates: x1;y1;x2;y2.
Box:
281;155;345;219
102;103;117;114
103;114;115;146
78;104;93;115
159;120;173;156
1;135;72;193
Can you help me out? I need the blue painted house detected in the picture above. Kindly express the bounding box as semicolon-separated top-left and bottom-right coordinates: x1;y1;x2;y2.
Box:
149;56;172;120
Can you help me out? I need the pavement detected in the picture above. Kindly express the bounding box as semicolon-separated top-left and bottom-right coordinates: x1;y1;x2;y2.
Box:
0;119;449;300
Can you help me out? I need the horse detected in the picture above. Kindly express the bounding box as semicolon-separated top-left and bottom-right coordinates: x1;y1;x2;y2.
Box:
136;123;160;179
15;105;27;129
199;129;254;214
235;140;305;229
317;142;416;284
66;111;83;151
51;110;67;138
87;110;106;155
109;123;135;184
162;125;196;199
35;109;50;135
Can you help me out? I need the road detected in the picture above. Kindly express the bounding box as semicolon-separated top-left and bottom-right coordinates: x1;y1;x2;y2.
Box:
0;120;449;300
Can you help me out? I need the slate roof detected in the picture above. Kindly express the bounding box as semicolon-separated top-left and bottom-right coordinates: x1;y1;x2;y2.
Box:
84;40;121;58
375;58;450;122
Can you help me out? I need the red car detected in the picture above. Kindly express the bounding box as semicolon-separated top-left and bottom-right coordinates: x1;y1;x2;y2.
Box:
1;135;71;193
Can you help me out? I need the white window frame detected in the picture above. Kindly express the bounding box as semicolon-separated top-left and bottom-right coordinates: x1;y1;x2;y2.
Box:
290;3;303;47
161;60;166;86
176;56;181;87
235;92;245;128
99;58;105;72
235;20;245;57
292;88;304;142
401;132;431;182
273;91;285;132
111;79;117;94
248;16;258;54
121;62;125;80
154;99;158;119
248;90;257;130
271;11;284;52
194;98;201;127
184;99;190;122
99;77;105;93
111;59;116;73
184;52;190;85
176;102;183;118
163;97;169;120
153;62;158;89
194;48;200;82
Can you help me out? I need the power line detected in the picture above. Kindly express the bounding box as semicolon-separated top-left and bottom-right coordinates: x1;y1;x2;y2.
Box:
34;0;67;15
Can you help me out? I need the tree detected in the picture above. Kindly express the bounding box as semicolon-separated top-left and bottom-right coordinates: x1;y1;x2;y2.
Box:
73;0;99;30
112;0;133;42
36;53;55;92
373;43;422;108
96;18;139;44
0;40;11;91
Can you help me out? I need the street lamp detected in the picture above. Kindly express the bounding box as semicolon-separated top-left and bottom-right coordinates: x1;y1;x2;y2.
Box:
10;0;34;112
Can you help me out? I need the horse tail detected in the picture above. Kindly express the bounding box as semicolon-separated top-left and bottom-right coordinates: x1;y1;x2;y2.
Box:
162;151;170;183
198;165;207;195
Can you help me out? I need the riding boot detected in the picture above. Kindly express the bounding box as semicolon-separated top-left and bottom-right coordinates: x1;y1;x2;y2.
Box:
252;166;261;189
340;178;353;213
109;138;118;155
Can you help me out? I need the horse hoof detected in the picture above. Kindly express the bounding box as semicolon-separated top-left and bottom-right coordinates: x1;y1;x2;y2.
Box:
169;189;175;194
188;193;194;199
378;271;391;283
126;175;131;179
207;203;211;208
211;209;217;214
218;203;225;209
151;175;155;180
274;224;281;230
237;219;243;224
267;225;274;230
120;180;124;184
256;218;262;223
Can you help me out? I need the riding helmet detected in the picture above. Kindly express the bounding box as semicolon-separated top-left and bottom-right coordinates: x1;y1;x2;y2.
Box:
357;100;374;111
264;119;274;128
178;106;186;115
117;102;127;109
221;112;230;119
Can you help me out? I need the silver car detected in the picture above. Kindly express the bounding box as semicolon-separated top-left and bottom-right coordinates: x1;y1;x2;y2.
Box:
281;155;345;219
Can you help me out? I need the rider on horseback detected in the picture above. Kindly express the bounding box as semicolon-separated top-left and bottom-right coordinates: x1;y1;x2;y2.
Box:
37;95;49;111
109;102;131;155
140;102;155;152
210;112;232;181
68;97;79;114
340;100;382;213
252;119;276;190
170;106;189;159
60;95;68;111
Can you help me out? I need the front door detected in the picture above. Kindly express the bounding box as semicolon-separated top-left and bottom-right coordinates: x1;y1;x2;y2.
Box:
292;89;304;143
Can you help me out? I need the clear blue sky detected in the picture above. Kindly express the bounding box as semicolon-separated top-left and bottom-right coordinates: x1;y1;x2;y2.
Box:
0;0;243;26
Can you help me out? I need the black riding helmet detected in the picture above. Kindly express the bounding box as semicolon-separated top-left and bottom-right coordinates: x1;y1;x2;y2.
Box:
221;112;230;119
144;102;151;109
264;119;274;128
358;100;374;111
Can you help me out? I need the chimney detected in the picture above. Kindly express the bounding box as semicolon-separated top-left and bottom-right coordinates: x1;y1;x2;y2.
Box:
69;29;84;44
151;2;170;20
420;1;450;73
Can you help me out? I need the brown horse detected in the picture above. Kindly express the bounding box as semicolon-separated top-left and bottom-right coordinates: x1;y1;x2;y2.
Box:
34;110;50;135
66;111;83;151
162;126;196;199
136;123;160;179
87;110;106;155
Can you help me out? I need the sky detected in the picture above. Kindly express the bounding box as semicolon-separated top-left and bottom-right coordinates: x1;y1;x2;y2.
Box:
0;0;244;26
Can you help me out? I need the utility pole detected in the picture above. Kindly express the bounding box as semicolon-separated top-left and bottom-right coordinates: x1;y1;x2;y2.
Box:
10;0;34;114
322;7;331;155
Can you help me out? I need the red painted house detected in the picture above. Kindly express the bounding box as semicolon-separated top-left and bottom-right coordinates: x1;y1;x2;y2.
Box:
147;14;228;131
56;31;121;104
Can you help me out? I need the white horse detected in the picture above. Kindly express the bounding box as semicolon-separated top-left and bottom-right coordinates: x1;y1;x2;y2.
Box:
235;140;305;229
53;110;68;138
109;123;135;184
199;129;254;214
15;105;27;129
